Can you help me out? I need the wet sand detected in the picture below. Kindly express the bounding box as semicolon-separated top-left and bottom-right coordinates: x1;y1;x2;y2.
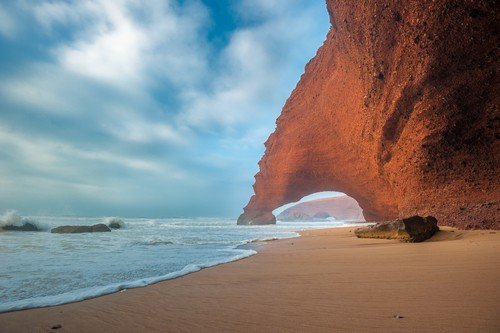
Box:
1;226;499;333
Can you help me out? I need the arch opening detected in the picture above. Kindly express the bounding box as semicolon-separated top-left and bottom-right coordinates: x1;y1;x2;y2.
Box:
272;191;365;222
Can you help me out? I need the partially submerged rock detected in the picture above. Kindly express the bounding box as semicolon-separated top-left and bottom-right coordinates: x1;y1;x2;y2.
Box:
0;211;42;231
354;216;439;242
106;217;124;229
51;224;111;234
108;221;121;229
1;222;40;232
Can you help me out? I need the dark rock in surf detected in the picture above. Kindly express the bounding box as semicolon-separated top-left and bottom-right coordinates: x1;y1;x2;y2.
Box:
107;218;124;229
1;222;40;231
51;224;111;234
108;222;122;229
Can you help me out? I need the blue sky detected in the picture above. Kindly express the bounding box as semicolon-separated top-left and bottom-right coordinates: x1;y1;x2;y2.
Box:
0;0;329;218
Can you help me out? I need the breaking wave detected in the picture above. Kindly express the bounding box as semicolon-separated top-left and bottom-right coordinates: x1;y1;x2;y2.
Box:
0;246;256;313
0;210;46;231
103;217;125;229
0;216;347;313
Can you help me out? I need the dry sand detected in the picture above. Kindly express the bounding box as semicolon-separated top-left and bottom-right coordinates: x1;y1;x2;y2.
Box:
1;227;499;333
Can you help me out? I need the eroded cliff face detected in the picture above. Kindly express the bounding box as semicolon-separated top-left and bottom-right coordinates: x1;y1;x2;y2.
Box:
238;0;499;229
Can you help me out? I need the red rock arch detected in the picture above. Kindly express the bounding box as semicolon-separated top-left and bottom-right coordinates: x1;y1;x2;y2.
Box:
238;0;499;229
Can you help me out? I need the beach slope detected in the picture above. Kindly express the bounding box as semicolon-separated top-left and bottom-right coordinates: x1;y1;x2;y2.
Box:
1;227;499;333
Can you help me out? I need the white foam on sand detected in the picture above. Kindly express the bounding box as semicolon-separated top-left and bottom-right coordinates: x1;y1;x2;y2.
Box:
0;217;352;314
0;246;256;313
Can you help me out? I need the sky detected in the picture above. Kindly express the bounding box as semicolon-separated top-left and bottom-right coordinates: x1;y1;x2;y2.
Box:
0;0;330;218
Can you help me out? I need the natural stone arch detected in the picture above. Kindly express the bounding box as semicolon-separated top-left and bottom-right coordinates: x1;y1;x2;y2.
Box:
238;0;499;229
272;191;364;222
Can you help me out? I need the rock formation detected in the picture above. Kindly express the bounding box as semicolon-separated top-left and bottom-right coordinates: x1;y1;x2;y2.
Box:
51;224;111;234
238;0;499;229
1;222;40;232
277;195;363;221
106;217;125;229
354;216;439;242
0;211;42;231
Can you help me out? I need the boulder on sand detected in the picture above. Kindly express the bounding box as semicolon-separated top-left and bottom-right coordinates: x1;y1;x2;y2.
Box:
51;224;111;234
354;216;439;242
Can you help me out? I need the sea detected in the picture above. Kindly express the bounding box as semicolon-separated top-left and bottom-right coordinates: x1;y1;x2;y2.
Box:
0;214;360;313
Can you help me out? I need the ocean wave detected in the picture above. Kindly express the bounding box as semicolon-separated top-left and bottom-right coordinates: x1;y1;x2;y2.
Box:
0;217;335;313
103;217;125;229
134;234;299;247
134;237;174;246
133;237;229;246
128;219;157;227
246;236;279;243
0;210;47;231
240;233;300;245
0;247;256;313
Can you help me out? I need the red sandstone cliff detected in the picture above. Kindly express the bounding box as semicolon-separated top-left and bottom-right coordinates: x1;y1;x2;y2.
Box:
238;0;499;229
277;195;363;221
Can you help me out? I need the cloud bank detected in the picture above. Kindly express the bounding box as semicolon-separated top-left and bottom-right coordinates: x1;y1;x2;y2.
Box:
0;0;329;217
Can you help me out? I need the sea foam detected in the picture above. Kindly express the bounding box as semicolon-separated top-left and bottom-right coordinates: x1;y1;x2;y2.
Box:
103;217;125;229
0;246;256;313
0;217;355;313
0;210;46;231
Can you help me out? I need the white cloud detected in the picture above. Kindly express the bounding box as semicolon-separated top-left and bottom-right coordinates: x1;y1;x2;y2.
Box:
0;3;18;38
102;108;188;145
33;1;95;29
58;14;147;86
33;0;209;90
238;0;292;18
0;125;186;179
0;0;329;215
3;0;326;142
176;0;326;138
0;67;79;115
0;63;189;146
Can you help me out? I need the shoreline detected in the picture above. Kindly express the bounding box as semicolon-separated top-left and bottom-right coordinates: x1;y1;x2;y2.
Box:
1;226;499;332
0;233;289;313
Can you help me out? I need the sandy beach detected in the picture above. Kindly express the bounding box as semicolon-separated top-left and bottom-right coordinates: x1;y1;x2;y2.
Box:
1;226;499;333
